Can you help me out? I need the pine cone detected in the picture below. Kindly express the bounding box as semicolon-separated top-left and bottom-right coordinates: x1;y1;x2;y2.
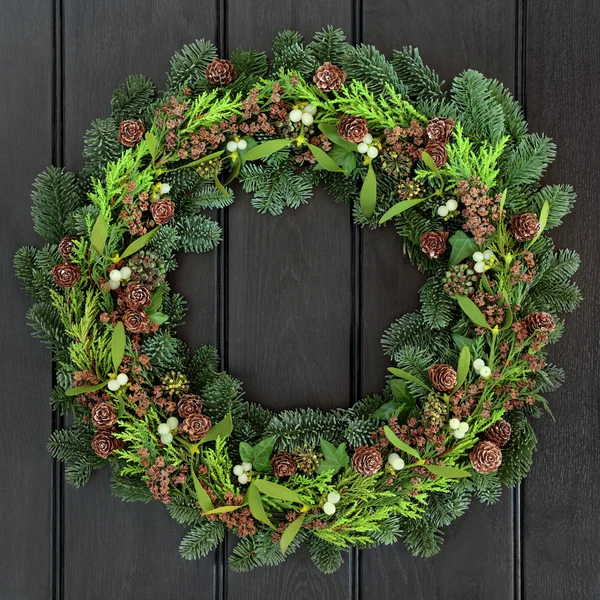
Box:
161;371;189;397
118;119;145;147
313;62;347;92
177;393;203;418
428;364;457;392
483;420;511;447
271;452;297;477
426;117;454;143
337;114;368;143
150;199;175;225
122;309;151;334
420;231;449;259
509;213;540;241
469;441;503;473
91;402;117;430
423;141;448;168
124;283;152;309
58;235;77;259
205;58;236;86
182;413;212;442
91;430;119;458
524;311;556;333
51;262;80;288
351;446;383;475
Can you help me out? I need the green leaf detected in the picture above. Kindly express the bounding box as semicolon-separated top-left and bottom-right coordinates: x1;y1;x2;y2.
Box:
316;439;349;475
146;286;164;315
307;143;343;172
387;367;431;392
199;412;233;444
243;139;291;161
425;465;471;478
213;173;230;199
120;226;160;260
379;197;425;224
247;482;274;529
190;467;214;512
452;333;475;353
327;144;356;176
371;380;418;421
448;231;478;265
145;132;158;162
456;295;491;329
536;200;550;239
360;162;377;217
383;425;421;459
318;123;358;152
251;436;276;472
453;345;470;393
148;311;169;325
239;441;254;463
204;504;245;515
421;151;440;176
481;272;494;294
111;321;126;371
501;307;514;331
168;150;224;172
64;381;107;396
371;400;402;420
91;212;108;255
280;513;306;555
253;479;303;504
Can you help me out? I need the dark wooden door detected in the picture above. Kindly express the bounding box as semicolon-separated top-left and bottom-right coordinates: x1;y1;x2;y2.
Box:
2;1;598;598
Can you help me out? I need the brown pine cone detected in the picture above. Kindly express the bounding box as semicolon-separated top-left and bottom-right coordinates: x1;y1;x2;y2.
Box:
469;441;503;473
483;420;512;447
177;393;203;418
426;117;454;143
337;114;368;143
509;213;540;242
122;309;151;334
351;446;383;475
524;311;556;333
313;62;347;92
150;199;175;225
91;430;119;458
51;262;80;288
58;235;77;259
423;141;448;168
91;402;117;430
124;283;152;309
271;452;298;477
420;231;449;259
428;364;457;392
205;58;236;86
182;413;212;442
118;119;145;147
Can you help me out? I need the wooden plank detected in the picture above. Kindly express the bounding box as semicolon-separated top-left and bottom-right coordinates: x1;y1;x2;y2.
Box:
523;1;600;597
224;3;353;597
360;2;518;598
0;1;54;597
61;2;218;597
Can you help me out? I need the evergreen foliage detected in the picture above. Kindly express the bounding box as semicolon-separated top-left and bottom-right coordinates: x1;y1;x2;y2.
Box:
111;74;156;122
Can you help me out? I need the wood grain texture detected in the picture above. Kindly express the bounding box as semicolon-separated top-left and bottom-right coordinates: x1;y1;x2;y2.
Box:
523;0;600;597
0;1;54;598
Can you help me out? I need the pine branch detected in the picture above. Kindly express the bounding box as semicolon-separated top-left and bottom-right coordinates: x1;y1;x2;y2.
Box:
179;521;225;559
111;74;156;122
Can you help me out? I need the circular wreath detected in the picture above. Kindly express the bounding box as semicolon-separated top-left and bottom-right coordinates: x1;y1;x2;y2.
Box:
16;28;580;573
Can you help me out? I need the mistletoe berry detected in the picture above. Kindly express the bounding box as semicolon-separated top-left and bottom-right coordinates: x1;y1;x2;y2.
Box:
323;501;336;515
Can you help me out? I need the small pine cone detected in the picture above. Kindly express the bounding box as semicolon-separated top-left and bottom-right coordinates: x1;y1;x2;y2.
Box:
58;235;77;259
91;430;119;458
124;283;152;309
509;213;540;242
469;441;503;474
118;119;145;148
122;309;150;334
524;311;556;333
91;402;117;430
313;62;347;92
177;393;203;418
150;199;175;225
51;262;80;288
205;58;236;87
483;420;512;447
182;413;212;442
426;117;454;143
337;114;368;143
420;231;449;259
428;364;457;392
271;452;297;477
423;141;448;168
351;446;383;476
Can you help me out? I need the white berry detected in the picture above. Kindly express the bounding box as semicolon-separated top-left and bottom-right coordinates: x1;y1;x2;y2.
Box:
109;269;122;282
472;359;485;373
289;109;303;123
472;251;484;262
233;465;244;476
449;418;460;430
226;140;238;153
483;249;494;260
157;423;170;436
437;205;449;217
474;261;486;273
366;146;379;159
241;461;253;472
238;474;249;485
387;452;400;464
116;373;128;387
327;491;341;504
109;279;120;290
107;379;120;392
166;416;179;430
453;430;466;439
362;133;373;144
391;457;405;471
304;104;317;115
236;139;247;151
357;142;369;154
119;266;132;279
480;366;492;378
160;183;171;195
301;112;314;126
458;422;469;433
323;501;336;515
160;433;173;445
446;199;458;211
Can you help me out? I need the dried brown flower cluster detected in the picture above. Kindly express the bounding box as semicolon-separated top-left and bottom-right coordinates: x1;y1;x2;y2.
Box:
456;179;502;244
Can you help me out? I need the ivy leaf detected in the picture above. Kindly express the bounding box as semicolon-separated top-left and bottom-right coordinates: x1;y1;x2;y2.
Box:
379;197;425;224
383;425;421;459
253;479;303;504
280;513;305;555
456;295;491;329
190;467;214;512
360;162;377;217
453;345;470;393
387;367;432;392
64;381;107;397
452;333;475;353
243;139;291;161
111;321;126;372
327;144;356;176
90;212;108;255
316;439;349;475
145;132;158;162
372;380;417;420
246;482;274;529
146;286;164;316
318;123;358;151
120;227;160;260
239;442;254;463
425;465;471;478
307;143;343;172
199;412;233;444
448;231;478;265
251;436;276;472
421;151;440;176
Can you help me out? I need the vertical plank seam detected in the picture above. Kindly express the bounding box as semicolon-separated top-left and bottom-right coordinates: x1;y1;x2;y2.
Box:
51;0;64;598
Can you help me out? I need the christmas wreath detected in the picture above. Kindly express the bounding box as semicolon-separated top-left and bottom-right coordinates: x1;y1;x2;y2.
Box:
15;28;580;573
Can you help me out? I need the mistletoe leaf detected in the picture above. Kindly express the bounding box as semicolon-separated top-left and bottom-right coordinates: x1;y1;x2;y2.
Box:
388;367;432;392
453;345;471;393
90;212;108;255
120;226;160;260
190;467;214;512
111;321;126;371
145;132;158;162
253;479;303;504
318;122;358;151
456;295;491;329
243;139;291;161
425;465;471;478
307;143;343;172
383;425;421;459
204;504;244;515
64;382;107;397
280;513;306;555
199;412;233;444
360;162;377;217
247;482;274;529
379;197;425;224
421;151;440;176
